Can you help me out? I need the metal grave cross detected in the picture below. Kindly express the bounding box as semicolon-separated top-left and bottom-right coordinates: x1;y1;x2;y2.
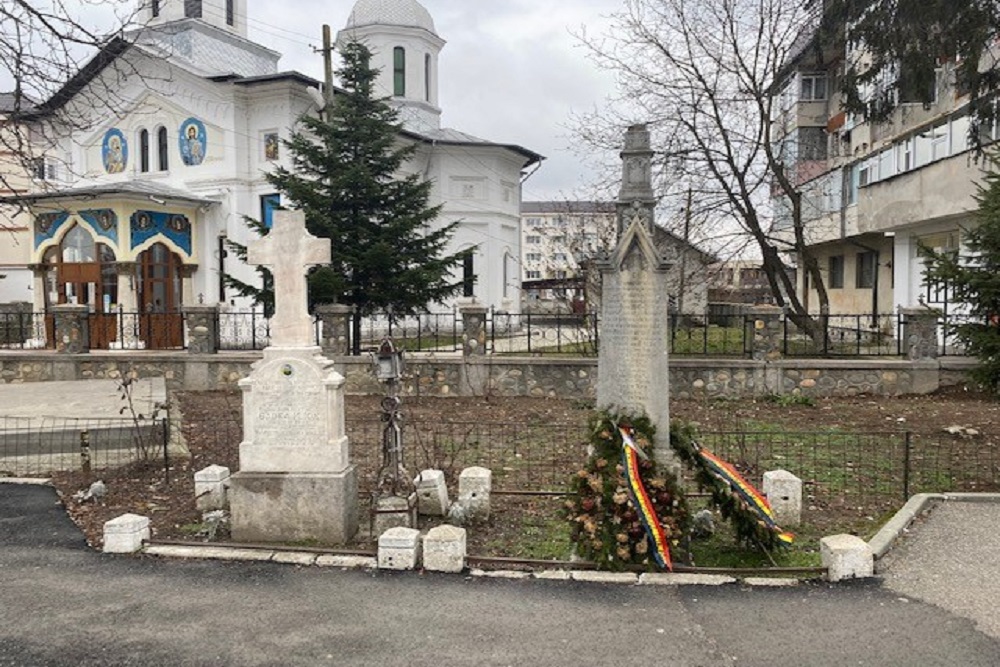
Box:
246;209;330;348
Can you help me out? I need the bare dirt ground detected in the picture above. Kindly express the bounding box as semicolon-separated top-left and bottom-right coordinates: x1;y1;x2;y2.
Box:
48;386;1000;555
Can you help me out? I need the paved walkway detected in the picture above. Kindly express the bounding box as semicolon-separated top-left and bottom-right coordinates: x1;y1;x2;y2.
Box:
0;378;165;421
1;484;999;666
879;499;1000;640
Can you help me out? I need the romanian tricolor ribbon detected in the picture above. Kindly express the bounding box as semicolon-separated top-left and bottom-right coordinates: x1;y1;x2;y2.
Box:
697;445;794;545
619;426;673;571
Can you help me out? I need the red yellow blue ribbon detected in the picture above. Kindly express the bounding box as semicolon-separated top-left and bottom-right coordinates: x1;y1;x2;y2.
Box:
619;426;673;571
697;446;794;545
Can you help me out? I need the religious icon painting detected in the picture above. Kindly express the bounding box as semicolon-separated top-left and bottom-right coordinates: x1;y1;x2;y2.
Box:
133;212;153;231
102;128;128;174
95;209;117;232
179;117;207;166
168;215;190;233
35;212;60;235
264;132;279;161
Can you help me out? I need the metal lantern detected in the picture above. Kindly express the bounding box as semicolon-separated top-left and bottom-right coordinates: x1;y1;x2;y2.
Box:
375;336;404;384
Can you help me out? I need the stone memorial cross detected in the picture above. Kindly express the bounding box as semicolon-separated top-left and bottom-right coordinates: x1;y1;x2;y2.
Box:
246;210;330;348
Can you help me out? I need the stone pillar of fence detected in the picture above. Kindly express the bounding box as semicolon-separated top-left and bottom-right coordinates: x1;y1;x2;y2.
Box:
316;304;354;356
746;307;783;360
184;305;220;354
51;304;89;354
460;305;489;357
900;307;939;360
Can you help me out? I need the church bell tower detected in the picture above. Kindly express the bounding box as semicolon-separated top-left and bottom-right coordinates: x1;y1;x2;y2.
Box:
337;0;445;133
140;0;249;38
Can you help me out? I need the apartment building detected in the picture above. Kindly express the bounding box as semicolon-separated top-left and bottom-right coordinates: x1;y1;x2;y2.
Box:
773;21;992;319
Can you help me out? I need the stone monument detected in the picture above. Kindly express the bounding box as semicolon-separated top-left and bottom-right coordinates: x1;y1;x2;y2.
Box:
596;124;675;467
228;210;359;544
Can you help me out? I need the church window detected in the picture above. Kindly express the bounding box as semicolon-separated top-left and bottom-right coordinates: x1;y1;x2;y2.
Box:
462;251;475;297
394;47;406;96
226;0;234;25
151;0;160;17
424;53;431;101
184;0;202;19
139;129;150;173
157;126;169;171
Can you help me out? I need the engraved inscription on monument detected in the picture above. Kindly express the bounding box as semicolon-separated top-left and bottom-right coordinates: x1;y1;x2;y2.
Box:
251;359;326;448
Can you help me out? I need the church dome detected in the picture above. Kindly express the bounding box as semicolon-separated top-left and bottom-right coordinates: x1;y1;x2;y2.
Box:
345;0;436;34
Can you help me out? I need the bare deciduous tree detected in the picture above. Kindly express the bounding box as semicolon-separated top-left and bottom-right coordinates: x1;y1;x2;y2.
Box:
574;0;830;332
0;0;144;231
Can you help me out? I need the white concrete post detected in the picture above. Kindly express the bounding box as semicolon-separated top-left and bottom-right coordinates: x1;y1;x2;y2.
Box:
194;465;231;511
763;469;802;527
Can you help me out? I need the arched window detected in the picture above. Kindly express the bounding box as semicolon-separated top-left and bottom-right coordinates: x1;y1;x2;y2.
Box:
62;224;97;263
462;250;475;298
394;47;406;96
424;53;431;102
157;126;169;171
139;129;150;173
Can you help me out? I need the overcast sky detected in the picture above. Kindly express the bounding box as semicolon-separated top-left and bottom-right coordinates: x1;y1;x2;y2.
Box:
243;0;623;201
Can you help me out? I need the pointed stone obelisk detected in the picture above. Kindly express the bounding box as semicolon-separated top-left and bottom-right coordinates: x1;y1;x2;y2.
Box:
596;125;676;468
228;210;358;544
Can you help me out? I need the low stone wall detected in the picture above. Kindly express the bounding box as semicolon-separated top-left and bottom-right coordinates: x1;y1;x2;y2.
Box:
0;351;976;399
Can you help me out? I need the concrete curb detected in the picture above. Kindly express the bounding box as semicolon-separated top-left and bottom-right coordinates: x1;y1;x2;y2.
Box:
869;492;1000;561
869;493;945;560
141;543;799;586
0;477;53;486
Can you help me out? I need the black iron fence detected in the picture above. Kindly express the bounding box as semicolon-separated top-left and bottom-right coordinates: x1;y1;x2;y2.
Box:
10;410;998;533
698;429;1000;527
0;415;170;478
168;415;1000;505
780;314;904;358
356;312;462;353
0;311;51;350
1;307;981;358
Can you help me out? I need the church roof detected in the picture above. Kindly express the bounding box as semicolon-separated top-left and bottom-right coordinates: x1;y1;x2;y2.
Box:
345;0;437;34
5;180;218;207
401;126;544;167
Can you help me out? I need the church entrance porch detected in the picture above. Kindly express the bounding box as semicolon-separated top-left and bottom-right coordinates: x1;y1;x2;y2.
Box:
136;243;185;350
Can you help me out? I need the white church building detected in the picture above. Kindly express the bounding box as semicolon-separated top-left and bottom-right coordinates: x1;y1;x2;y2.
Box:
4;0;540;349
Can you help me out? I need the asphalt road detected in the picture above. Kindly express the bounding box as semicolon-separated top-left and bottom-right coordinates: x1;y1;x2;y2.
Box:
1;484;998;667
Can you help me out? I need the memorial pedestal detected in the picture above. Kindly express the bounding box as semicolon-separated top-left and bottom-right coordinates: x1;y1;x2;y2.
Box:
229;469;358;544
229;346;359;544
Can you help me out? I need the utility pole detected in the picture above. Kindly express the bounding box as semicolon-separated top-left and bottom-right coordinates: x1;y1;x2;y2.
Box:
322;25;335;110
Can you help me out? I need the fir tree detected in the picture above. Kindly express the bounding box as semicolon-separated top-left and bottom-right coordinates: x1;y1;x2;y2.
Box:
923;151;1000;392
227;41;467;353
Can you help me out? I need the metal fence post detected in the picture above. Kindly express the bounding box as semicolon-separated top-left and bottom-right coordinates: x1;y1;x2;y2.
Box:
903;431;912;501
162;417;170;485
80;429;91;479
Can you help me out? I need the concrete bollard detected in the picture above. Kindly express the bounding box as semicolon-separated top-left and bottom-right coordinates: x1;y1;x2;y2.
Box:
458;466;492;523
763;469;802;527
821;534;874;582
414;469;449;517
194;465;231;511
423;524;467;573
103;513;151;553
378;527;421;571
